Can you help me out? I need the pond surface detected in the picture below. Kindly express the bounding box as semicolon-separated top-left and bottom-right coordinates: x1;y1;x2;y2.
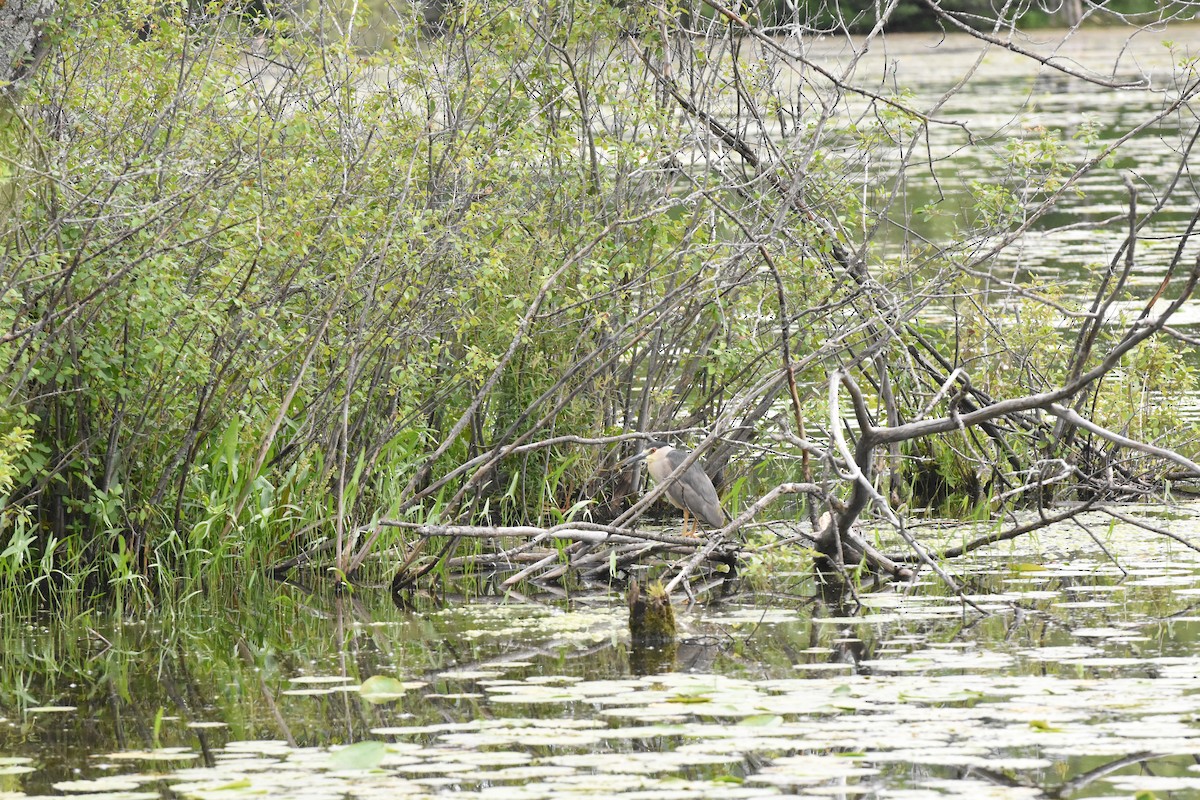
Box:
803;24;1200;301
6;510;1200;799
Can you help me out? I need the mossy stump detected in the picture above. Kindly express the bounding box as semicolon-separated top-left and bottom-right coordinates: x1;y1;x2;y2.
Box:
628;579;676;644
627;579;677;674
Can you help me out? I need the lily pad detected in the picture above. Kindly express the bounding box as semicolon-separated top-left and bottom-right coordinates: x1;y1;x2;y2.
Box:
53;775;156;792
328;741;387;770
359;675;407;703
288;675;354;685
99;748;199;762
0;764;36;775
25;705;78;713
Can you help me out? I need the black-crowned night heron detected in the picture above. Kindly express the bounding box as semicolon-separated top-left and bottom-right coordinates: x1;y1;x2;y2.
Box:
623;443;727;536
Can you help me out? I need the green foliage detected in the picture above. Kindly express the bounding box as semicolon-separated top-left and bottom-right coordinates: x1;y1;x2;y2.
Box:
1092;335;1197;449
2;0;1193;600
1;1;812;596
897;287;1200;510
0;420;35;497
738;532;812;593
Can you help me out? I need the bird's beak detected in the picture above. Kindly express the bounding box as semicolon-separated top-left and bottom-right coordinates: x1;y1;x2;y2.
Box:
617;448;651;469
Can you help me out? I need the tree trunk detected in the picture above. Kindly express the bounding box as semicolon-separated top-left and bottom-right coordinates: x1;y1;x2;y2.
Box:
1;0;56;88
1061;0;1084;27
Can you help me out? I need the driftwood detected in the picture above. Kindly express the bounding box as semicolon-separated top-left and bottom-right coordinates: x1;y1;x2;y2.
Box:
384;517;745;594
378;480;839;593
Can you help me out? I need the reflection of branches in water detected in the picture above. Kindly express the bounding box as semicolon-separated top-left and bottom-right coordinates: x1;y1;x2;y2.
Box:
160;652;218;768
236;639;297;747
1047;750;1159;798
963;749;1160;799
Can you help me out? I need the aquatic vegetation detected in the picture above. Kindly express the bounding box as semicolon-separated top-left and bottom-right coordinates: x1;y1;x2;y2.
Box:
1;518;1200;796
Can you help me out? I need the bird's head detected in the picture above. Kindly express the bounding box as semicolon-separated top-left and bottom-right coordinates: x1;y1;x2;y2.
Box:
619;441;673;468
643;441;672;458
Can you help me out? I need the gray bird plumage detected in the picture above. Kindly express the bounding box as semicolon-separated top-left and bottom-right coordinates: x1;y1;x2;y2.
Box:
624;443;727;534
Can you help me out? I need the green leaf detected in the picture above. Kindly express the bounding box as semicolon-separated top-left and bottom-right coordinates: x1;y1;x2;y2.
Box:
1028;720;1061;732
740;714;783;727
212;778;253;790
328;741;386;770
359;675;407;704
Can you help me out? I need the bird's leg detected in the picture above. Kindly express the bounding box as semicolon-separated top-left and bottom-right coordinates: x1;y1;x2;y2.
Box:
681;508;693;538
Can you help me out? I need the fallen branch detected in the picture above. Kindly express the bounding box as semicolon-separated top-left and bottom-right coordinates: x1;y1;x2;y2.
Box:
383;519;705;547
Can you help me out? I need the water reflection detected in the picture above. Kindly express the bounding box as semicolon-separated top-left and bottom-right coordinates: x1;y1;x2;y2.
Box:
5;518;1200;797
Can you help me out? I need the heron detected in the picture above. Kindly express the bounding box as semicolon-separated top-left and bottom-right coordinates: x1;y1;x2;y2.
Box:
622;442;727;536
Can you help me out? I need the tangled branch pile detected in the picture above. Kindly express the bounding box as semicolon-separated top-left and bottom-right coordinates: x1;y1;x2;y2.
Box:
2;1;1199;598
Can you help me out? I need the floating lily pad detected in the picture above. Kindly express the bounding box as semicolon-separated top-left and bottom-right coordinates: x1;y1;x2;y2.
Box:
1070;627;1132;638
25;705;77;713
53;775;156;792
359;675;407;703
0;764;36;776
21;793;161;800
434;670;504;681
328;741;387;770
99;749;199;762
288;675;354;685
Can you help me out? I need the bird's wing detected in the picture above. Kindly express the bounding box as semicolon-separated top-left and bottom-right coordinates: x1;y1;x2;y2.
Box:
664;448;690;471
680;474;727;529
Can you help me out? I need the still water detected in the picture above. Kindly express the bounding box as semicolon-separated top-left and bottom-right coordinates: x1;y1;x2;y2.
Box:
5;511;1200;799
811;24;1200;301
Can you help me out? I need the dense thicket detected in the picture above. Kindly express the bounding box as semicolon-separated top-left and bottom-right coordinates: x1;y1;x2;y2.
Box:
0;5;805;593
2;1;1199;598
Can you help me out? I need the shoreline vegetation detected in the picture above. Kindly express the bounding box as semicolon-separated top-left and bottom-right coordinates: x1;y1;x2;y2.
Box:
1;1;1200;607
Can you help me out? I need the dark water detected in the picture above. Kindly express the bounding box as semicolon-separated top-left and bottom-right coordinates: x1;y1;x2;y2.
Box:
5;514;1200;798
